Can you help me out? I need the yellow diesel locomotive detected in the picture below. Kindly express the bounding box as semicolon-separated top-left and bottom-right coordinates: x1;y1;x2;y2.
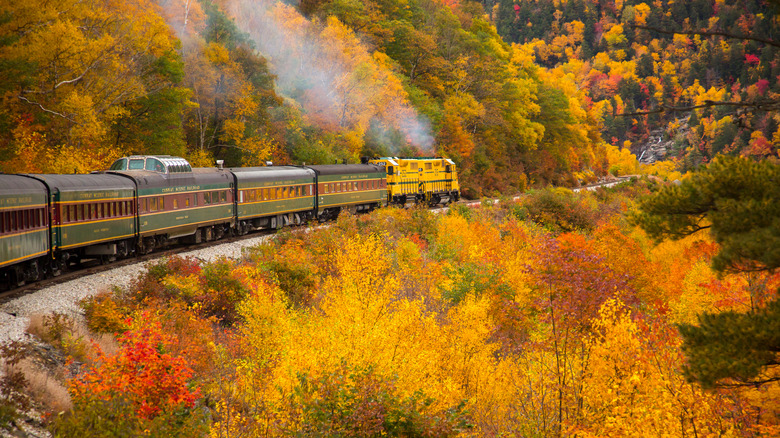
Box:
366;157;460;206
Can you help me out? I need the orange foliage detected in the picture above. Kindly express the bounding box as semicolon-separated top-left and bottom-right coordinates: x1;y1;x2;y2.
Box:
69;317;200;419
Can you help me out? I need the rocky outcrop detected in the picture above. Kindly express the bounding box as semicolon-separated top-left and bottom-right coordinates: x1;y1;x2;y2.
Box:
635;117;690;164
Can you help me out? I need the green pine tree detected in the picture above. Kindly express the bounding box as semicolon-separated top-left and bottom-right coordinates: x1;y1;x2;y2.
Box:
633;156;780;387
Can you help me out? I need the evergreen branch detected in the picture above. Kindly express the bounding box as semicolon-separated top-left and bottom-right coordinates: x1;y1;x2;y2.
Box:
630;24;780;48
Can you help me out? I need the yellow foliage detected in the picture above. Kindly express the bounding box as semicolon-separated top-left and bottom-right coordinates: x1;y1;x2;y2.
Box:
603;24;627;47
605;143;639;176
576;299;741;437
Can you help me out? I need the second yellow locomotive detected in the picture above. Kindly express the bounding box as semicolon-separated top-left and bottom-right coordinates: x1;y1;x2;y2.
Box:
366;157;459;206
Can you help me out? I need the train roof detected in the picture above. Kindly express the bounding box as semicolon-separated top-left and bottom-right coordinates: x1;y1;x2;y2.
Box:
25;173;136;192
306;164;385;175
229;166;315;181
108;168;231;188
0;174;48;196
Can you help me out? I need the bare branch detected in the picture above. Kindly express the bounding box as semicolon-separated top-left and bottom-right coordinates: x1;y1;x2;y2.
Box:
16;95;75;122
630;24;780;49
617;100;780;117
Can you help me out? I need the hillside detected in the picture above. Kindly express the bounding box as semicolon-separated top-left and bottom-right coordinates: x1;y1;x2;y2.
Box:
0;0;611;197
490;0;779;168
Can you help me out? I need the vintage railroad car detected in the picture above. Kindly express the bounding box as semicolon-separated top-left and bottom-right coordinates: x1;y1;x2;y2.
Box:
308;164;387;221
0;175;50;286
0;154;462;288
368;157;459;206
107;156;234;252
28;173;136;266
231;166;316;233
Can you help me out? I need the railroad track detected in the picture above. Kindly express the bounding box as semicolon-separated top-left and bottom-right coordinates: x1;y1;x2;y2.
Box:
0;229;278;304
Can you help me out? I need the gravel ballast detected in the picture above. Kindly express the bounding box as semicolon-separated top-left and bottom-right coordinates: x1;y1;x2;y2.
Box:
0;233;274;344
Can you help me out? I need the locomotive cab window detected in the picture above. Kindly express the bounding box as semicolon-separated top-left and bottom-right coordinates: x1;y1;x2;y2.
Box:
128;159;145;170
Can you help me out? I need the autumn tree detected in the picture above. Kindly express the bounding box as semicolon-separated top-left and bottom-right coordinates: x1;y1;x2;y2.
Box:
634;156;780;387
0;0;187;173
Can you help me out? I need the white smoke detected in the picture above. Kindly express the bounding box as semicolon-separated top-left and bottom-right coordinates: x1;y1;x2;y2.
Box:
223;0;435;153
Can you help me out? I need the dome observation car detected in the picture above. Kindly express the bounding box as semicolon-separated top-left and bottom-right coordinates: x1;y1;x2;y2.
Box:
108;156;193;174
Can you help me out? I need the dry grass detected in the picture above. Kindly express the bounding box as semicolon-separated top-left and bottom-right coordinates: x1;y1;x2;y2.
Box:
25;312;118;364
15;358;71;413
25;314;48;341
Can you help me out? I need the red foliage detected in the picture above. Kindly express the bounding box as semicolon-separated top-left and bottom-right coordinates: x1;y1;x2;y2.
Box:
756;79;770;96
69;317;200;419
744;54;760;66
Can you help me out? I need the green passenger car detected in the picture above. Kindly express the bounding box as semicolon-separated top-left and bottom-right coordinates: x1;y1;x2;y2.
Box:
230;166;316;232
28;174;137;263
0;175;50;285
307;164;387;221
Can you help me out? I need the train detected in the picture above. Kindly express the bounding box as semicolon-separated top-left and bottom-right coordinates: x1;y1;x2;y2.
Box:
0;155;459;287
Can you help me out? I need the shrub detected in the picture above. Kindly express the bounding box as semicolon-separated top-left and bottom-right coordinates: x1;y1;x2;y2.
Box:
0;342;31;428
286;362;471;437
516;188;599;233
52;320;206;438
201;259;248;326
27;313;90;362
80;292;130;335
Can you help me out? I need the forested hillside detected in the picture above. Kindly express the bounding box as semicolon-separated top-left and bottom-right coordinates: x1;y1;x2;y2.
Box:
0;0;610;196
2;0;776;193
491;0;779;168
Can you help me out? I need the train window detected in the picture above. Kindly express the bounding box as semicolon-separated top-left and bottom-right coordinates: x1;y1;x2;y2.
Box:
193;194;198;207
38;209;43;227
173;199;178;210
387;166;394;175
426;163;432;170
62;207;68;223
353;182;358;191
129;159;145;170
159;197;164;210
146;158;165;173
324;184;329;194
150;197;158;212
185;197;190;208
109;158;128;170
203;193;210;205
220;191;226;203
96;204;102;219
210;191;218;203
